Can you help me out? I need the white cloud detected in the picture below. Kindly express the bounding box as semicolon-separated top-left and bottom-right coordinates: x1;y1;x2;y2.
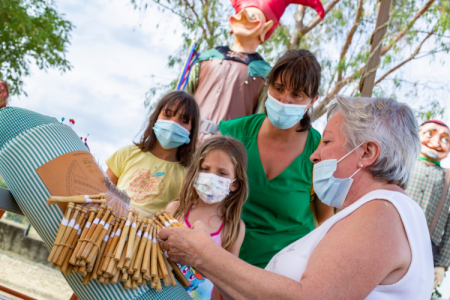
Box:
10;0;182;165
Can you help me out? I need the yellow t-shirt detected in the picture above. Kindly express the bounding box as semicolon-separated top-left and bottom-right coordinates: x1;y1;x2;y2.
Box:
105;145;186;213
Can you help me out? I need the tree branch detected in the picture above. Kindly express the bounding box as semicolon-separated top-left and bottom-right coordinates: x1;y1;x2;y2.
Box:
201;0;215;41
289;5;306;50
375;29;435;85
150;0;194;22
380;0;435;56
181;0;210;43
337;0;364;81
301;0;341;36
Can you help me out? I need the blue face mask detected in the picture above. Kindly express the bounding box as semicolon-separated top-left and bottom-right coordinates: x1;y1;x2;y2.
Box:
265;92;311;129
313;144;363;209
153;120;190;149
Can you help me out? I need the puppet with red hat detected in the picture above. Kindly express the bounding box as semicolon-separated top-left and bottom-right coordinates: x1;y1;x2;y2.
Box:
186;0;324;143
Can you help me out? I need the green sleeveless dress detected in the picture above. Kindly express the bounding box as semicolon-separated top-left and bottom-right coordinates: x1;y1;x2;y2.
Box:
219;113;321;268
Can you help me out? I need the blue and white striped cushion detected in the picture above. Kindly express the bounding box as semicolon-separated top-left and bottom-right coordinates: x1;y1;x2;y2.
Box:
0;107;190;300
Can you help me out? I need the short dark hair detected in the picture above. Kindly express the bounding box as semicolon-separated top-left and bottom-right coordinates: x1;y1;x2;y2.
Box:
266;49;321;132
134;91;200;167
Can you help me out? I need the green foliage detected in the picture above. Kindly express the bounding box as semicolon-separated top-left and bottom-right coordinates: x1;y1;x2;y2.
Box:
134;0;450;116
3;212;29;225
0;0;73;96
415;99;446;124
0;176;7;189
431;287;443;300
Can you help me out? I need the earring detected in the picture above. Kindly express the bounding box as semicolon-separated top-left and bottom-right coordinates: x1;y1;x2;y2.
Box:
360;164;363;167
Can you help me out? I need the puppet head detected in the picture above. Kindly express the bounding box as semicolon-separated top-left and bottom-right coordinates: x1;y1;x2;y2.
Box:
419;119;450;162
230;0;325;44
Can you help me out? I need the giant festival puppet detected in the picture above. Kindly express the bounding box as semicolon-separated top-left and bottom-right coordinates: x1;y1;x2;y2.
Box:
186;0;324;142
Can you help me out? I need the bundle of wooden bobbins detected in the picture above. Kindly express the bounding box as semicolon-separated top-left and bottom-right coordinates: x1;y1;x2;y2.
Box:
47;195;190;291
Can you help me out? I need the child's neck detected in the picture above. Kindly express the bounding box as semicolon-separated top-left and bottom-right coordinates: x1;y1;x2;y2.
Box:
150;141;178;162
192;197;222;215
187;198;223;234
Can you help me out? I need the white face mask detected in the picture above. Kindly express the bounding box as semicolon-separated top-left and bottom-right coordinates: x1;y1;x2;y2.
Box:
194;172;236;204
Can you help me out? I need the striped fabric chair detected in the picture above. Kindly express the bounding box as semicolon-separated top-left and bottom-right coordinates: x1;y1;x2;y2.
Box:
0;107;190;300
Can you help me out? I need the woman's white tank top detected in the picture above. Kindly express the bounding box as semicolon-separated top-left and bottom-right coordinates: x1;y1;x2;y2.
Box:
265;190;434;299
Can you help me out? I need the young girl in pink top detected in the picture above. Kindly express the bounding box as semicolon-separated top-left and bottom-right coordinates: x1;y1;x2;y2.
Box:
166;135;248;300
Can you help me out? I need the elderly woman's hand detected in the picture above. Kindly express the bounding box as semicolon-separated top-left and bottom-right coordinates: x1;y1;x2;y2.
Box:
159;220;216;268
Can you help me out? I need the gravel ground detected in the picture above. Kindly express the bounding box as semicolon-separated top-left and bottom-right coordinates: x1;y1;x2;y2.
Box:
0;250;73;300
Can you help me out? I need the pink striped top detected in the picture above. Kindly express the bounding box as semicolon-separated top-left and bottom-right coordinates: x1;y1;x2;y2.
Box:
183;208;224;246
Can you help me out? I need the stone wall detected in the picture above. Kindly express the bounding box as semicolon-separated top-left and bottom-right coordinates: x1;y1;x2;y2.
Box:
0;221;50;266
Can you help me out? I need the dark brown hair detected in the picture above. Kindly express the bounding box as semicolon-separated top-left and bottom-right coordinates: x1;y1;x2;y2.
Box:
174;135;249;251
134;91;200;167
266;49;321;132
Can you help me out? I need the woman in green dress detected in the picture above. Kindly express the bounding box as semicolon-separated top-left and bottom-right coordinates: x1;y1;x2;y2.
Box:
219;49;334;268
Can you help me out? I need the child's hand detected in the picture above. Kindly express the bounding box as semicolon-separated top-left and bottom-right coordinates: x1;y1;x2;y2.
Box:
159;221;218;268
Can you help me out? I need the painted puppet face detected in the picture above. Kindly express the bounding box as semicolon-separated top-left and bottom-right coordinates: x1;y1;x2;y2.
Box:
229;7;273;44
419;122;450;162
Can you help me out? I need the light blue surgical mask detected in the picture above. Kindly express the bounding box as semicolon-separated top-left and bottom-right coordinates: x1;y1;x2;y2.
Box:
313;143;363;209
153;120;190;149
265;92;311;129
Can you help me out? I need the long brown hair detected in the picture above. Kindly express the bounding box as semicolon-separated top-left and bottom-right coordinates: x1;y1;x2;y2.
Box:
134;91;200;167
174;136;249;251
266;49;321;132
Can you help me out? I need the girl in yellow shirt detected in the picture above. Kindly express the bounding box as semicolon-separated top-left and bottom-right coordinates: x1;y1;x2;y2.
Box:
106;91;200;213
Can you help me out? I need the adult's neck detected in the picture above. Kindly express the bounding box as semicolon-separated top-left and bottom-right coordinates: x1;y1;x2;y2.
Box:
259;117;306;142
150;141;178;162
341;172;404;209
230;36;260;54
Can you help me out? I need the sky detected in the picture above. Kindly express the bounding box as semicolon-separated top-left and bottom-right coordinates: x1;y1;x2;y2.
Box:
6;0;450;296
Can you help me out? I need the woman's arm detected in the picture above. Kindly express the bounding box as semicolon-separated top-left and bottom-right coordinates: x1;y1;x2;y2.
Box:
165;200;180;216
160;200;410;300
106;168;119;185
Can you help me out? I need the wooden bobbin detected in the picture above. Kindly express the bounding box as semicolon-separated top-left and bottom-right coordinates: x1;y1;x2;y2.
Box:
164;255;177;287
69;207;97;265
156;227;169;278
47;196;106;205
124;277;132;289
86;212;115;265
125;213;139;262
114;208;135;262
125;220;145;272
155;277;162;292
150;226;159;278
77;205;106;260
111;267;121;284
61;212;87;273
81;206;112;259
57;207;88;267
48;202;75;262
116;239;129;272
168;257;190;287
120;271;128;283
52;205;82;264
91;219;115;280
82;272;92;285
99;216;125;273
133;219;151;272
97;217;126;275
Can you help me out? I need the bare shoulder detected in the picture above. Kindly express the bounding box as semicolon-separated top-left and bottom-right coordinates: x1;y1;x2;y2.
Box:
239;219;246;235
165;200;180;215
229;219;246;256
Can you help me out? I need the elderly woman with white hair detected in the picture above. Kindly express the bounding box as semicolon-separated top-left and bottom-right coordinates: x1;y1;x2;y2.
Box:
160;96;434;299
